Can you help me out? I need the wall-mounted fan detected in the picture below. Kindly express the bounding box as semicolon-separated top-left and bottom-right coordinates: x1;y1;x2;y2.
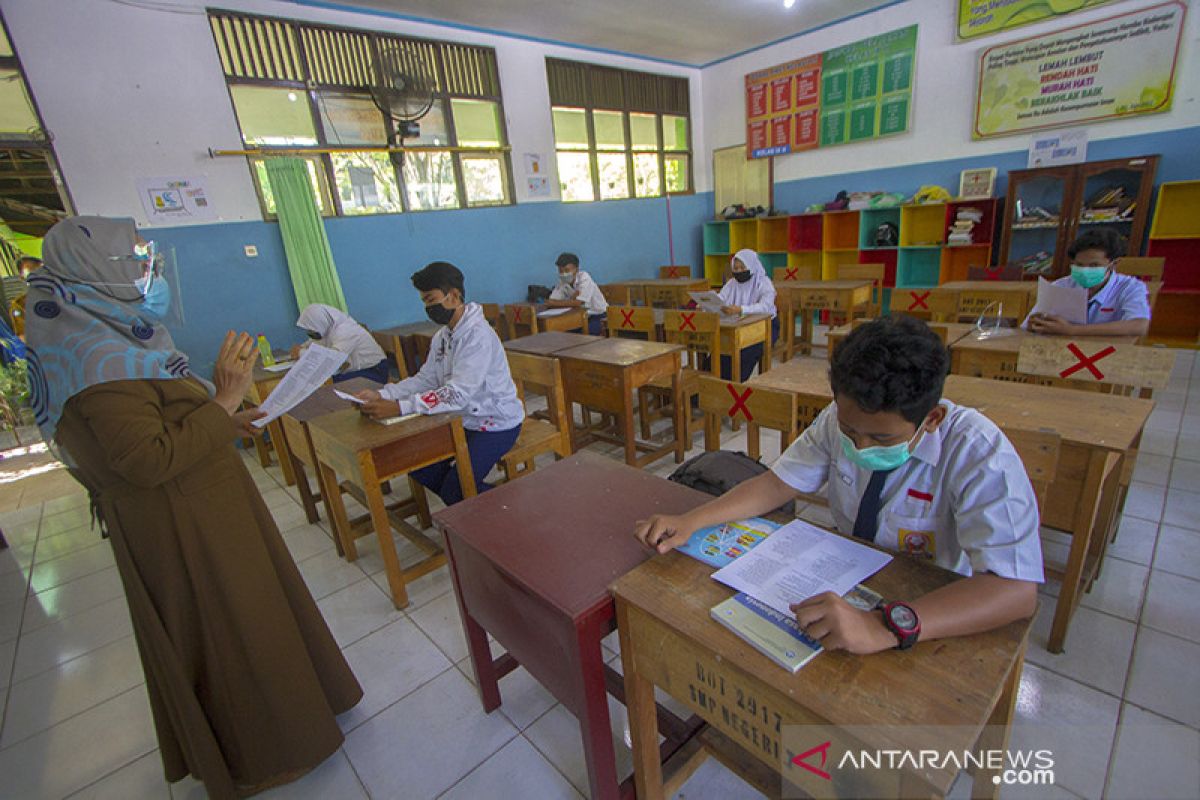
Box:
371;45;436;168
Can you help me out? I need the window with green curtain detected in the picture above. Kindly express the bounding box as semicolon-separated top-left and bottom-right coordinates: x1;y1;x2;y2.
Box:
263;158;347;312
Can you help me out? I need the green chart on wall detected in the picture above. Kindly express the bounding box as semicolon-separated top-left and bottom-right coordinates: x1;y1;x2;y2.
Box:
819;25;917;148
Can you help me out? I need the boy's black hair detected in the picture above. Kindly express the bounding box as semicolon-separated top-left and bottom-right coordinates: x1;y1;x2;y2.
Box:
411;261;465;298
1067;228;1127;261
555;252;579;269
829;316;949;425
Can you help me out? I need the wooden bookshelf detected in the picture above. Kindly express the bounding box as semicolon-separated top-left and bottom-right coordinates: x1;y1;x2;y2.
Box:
1146;180;1200;347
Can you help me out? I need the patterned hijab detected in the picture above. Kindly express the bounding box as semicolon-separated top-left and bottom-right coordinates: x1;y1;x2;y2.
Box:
26;216;204;442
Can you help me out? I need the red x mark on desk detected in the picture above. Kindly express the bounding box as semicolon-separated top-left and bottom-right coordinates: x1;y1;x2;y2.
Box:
511;307;525;324
1060;342;1116;380
726;383;753;420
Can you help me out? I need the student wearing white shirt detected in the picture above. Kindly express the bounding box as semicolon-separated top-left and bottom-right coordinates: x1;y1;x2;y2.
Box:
290;303;389;384
546;252;607;335
635;316;1042;653
718;249;778;381
356;262;524;505
1024;229;1151;337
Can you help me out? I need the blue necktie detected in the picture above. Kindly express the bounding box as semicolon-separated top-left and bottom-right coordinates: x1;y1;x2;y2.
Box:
852;469;894;541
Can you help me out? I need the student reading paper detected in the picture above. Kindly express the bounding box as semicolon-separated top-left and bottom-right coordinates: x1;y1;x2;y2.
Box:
546;252;607;335
290;303;388;384
355;261;523;505
635;316;1043;653
1023;228;1151;337
718;249;778;380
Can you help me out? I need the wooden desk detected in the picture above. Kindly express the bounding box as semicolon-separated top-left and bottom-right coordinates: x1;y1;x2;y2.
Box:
433;453;708;800
558;338;686;467
651;310;773;380
307;409;475;608
750;358;1153;652
950;328;1139;392
374;321;441;375
508;306;589;338
827;321;978;361
246;361;297;486
614;551;1031;799
502;331;599;356
932;281;1036;323
619;278;710;308
774;280;873;359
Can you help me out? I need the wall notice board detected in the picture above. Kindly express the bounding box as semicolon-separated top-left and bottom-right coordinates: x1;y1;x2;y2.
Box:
745;25;917;159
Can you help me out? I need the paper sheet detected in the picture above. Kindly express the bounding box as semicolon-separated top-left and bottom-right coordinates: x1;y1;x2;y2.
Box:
263;361;293;373
537;307;574;318
251;344;345;428
689;290;725;314
711;519;893;617
333;389;365;404
1029;277;1088;325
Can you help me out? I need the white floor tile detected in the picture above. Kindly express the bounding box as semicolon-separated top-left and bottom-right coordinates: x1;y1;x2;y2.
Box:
269;501;311;533
409;590;469;663
0;569;27;609
670;755;765;800
1145;410;1182;434
344;668;517;799
1161;487;1200;531
1025;603;1136;696
65;750;169;800
1121;481;1166;524
1106;704;1200;800
1175;430;1200;461
314;578;403;649
1078;557;1148;622
0;687;157;800
440;735;582;800
1138;428;1177;457
256;749;367;800
1009;663;1119;800
0;505;42;528
0;598;20;644
40;505;92;533
336;617;452;732
41;493;88;515
1126;628;1200;728
1141;569;1200;643
0;636;14;689
26;526;100;566
1131;453;1171;486
295;548;368;601
1107;516;1158;567
20;566;125;634
257;487;297;512
524;694;653;796
11;596;133;683
27;540;116;594
279;523;336;564
369;562;454;613
454;661;558;732
1;634;143;748
1152;525;1200;582
1167;456;1200;491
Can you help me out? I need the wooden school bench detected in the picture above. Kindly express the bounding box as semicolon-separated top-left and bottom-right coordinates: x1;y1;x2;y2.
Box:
772;279;873;359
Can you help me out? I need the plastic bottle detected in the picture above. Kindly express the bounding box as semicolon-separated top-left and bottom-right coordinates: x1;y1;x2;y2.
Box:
257;334;275;367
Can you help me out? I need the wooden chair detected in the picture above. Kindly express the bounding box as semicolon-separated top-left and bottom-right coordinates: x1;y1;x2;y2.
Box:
640;309;722;441
481;302;506;340
369;329;410;380
1146;280;1163;317
1115;257;1165;281
600;283;632;307
697;376;798;461
889;287;956;320
658;265;691;279
834;263;885;321
505;303;538;339
500;351;572;481
644;284;682;308
606;305;656;340
1006;428;1062;516
773;264;818;282
967;264;1023;282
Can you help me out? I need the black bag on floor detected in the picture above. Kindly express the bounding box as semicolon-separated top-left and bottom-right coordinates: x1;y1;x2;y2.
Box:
667;450;794;516
527;284;552;303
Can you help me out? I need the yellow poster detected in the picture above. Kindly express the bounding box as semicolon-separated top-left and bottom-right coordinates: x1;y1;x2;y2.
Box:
973;1;1185;139
958;0;1117;40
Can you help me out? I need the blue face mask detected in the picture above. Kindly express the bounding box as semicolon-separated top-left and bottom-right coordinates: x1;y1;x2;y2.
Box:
134;275;171;321
1070;264;1110;289
839;426;922;472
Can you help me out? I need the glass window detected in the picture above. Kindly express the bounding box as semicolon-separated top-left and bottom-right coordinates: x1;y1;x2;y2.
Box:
230;85;317;146
665;154;689;193
403;152;459;210
597;153;630;200
461;155;508;206
663;114;688;151
633;153;661;198
251;156;330;215
406;100;452;146
552;107;590;150
0;68;39;136
593;110;626;151
630;113;658;150
317;93;387;145
557;152;594;202
330;152;402;215
451;99;503;147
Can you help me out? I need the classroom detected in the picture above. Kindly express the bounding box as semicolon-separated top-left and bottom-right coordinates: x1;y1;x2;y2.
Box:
0;0;1198;798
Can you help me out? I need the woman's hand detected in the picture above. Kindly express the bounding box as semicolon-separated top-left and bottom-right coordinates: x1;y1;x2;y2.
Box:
289;343;302;360
213;331;258;414
230;407;267;437
721;305;741;316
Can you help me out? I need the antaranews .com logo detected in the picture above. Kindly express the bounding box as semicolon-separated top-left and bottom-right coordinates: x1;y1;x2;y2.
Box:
793;740;1055;786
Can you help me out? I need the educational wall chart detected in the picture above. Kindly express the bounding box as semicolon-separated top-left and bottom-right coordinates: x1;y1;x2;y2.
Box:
958;0;1117;40
744;25;917;159
135;176;216;223
973;1;1185;139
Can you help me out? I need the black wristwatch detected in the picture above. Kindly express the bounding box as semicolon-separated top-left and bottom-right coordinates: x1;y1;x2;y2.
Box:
882;601;920;650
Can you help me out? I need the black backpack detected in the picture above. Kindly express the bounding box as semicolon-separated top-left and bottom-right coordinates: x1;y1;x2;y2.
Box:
526;284;552;303
667;450;794;516
875;221;899;247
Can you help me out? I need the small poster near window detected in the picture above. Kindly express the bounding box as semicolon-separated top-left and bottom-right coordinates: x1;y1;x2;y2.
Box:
135;176;216;223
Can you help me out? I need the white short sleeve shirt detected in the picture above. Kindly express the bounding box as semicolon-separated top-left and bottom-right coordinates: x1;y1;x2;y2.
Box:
771;401;1044;582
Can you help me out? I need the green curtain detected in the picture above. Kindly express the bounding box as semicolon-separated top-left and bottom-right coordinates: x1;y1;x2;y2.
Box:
264;158;348;312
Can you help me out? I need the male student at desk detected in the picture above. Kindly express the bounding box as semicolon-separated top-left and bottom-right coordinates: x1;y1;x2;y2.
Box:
635;316;1043;653
1024;228;1151;338
545;252;608;335
355;261;524;505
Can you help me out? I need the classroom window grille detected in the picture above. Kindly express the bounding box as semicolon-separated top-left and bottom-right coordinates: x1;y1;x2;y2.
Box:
208;10;513;218
546;57;692;203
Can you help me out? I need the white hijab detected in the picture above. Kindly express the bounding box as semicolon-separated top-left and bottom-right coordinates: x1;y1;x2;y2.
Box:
296;303;384;370
720;249;774;311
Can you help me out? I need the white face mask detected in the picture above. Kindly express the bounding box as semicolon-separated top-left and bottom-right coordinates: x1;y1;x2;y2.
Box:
558;271;576;284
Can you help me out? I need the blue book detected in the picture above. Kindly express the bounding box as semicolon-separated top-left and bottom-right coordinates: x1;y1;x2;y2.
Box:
677;518;778;568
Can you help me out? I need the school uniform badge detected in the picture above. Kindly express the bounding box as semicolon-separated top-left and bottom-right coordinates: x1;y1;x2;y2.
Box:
899;529;936;559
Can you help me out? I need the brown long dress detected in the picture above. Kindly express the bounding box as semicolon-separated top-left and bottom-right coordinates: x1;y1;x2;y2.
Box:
54;378;362;799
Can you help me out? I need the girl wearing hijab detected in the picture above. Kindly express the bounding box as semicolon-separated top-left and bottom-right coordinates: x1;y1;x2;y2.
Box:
291;302;388;383
718;248;778;381
25;217;361;799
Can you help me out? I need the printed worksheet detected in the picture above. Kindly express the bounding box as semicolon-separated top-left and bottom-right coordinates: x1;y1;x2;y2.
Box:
251;344;345;428
1029;277;1088;324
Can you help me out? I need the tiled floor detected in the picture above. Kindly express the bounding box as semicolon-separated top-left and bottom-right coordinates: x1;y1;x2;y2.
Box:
0;348;1198;799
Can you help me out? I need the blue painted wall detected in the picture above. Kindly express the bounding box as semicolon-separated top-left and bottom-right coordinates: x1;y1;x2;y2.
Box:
159;125;1199;374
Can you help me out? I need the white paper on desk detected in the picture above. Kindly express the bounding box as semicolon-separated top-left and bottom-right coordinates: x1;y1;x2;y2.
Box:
689;291;725;314
537;307;574;318
333;389;365;404
711;519;892;617
1029;277;1088;325
251;344;345;428
263;361;293;373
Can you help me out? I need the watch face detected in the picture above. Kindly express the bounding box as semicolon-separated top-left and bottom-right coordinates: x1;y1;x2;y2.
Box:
889;604;917;630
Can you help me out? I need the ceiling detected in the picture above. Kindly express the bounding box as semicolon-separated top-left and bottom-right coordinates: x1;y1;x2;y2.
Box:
297;0;901;66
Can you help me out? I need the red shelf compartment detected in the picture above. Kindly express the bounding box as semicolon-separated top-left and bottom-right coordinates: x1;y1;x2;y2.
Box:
1148;238;1200;290
945;198;998;247
859;249;898;288
788;214;823;252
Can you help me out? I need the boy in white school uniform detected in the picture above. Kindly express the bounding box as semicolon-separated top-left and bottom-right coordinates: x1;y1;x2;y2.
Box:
356;261;524;505
635;316;1043;653
546;252;608;335
1024;228;1151;337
